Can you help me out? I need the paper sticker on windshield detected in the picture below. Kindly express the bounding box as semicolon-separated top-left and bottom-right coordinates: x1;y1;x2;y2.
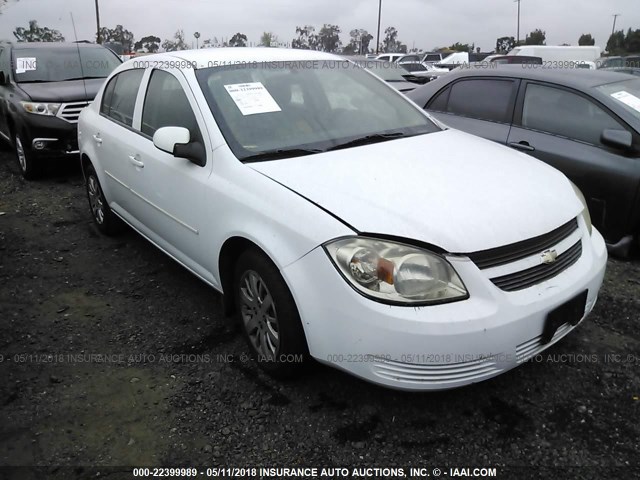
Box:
15;57;37;74
224;82;281;116
611;91;640;112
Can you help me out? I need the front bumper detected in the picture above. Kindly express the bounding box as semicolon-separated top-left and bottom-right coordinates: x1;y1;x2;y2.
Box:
17;115;79;158
282;226;607;391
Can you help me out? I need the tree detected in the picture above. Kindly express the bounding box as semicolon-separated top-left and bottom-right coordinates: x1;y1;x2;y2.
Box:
0;0;18;14
578;33;595;46
162;30;188;51
606;30;626;55
343;28;373;55
292;25;319;50
626;28;640;54
317;24;341;52
381;26;407;53
496;36;516;54
13;20;65;42
229;32;247;47
448;42;472;52
261;31;277;47
524;29;546;46
134;35;161;53
98;25;135;53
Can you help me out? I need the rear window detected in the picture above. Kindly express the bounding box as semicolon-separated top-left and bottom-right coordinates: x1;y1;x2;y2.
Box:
445;79;516;123
12;47;121;83
100;69;144;127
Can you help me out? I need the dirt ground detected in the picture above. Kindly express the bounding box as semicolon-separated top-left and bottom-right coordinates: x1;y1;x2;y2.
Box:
0;146;639;480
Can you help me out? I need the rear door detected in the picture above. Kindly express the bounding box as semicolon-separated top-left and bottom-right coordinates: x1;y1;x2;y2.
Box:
507;81;640;241
425;77;520;144
92;68;146;216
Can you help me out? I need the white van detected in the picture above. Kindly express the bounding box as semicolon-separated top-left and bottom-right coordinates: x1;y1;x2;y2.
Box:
508;46;601;62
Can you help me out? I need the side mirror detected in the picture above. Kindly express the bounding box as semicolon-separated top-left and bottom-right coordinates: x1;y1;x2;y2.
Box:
153;126;206;167
601;129;633;151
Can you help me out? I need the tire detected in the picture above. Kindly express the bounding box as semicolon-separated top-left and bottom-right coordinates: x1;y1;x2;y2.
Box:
233;248;308;378
85;163;123;236
14;133;40;180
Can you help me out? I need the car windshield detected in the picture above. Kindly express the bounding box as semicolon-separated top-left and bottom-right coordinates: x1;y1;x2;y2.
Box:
595;78;640;122
195;60;438;161
12;47;121;83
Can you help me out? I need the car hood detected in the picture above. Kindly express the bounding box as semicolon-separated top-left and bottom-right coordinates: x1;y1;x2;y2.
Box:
17;78;105;102
250;129;583;253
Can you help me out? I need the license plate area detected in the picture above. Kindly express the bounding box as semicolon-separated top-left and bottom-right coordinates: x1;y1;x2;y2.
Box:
541;290;588;345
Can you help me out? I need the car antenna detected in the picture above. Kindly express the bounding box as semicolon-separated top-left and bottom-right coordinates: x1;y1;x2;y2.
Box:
70;12;89;102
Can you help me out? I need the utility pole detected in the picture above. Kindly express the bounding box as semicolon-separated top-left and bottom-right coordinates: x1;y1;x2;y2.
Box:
376;0;382;54
95;0;102;44
611;13;621;36
515;0;521;45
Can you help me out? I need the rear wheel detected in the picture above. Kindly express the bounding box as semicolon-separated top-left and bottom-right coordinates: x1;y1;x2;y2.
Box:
15;133;39;180
85;163;123;235
234;248;308;378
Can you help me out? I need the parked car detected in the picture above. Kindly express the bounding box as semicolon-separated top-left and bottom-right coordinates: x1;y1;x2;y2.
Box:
508;45;601;63
435;51;492;70
488;55;543;65
597;55;640;70
397;62;449;84
374;53;405;63
79;49;606;390
0;42;121;178
398;52;446;65
356;60;418;93
407;66;640;255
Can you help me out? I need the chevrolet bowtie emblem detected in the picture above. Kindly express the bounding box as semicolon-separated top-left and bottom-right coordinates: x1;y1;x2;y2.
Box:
541;249;558;265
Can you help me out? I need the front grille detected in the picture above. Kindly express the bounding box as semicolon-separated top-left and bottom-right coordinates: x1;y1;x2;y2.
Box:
516;322;574;363
490;240;582;292
57;102;90;124
467;218;579;269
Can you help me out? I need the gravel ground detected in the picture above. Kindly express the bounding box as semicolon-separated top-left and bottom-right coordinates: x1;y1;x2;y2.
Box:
0;146;639;480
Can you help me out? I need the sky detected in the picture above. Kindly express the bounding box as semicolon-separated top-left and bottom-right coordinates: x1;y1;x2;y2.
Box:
0;0;638;52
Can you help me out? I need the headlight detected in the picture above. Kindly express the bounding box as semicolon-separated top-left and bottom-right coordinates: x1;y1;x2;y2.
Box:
324;237;468;305
20;101;61;116
570;182;592;235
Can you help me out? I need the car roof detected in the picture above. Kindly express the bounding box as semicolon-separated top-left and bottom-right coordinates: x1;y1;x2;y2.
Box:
436;64;634;89
135;47;340;68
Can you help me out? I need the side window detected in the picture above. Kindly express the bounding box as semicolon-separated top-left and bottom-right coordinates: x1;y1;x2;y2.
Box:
141;70;201;142
100;76;117;116
446;79;516;123
101;69;144;127
427;86;451;112
521;83;624;146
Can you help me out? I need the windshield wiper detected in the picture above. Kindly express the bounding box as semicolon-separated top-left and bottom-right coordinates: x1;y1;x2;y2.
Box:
326;132;411;152
241;147;323;162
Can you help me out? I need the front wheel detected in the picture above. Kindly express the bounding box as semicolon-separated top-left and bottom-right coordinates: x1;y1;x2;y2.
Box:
234;249;308;378
15;133;39;180
85;163;123;236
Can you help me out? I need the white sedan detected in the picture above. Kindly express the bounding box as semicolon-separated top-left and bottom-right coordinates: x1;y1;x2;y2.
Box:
78;48;607;390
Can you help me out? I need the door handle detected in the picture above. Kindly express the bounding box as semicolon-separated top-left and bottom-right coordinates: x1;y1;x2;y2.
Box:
508;141;535;152
128;154;144;168
92;134;102;145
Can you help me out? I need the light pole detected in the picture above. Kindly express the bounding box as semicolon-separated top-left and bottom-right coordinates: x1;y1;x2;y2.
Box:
95;0;102;44
515;0;521;45
611;13;621;36
376;0;382;54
